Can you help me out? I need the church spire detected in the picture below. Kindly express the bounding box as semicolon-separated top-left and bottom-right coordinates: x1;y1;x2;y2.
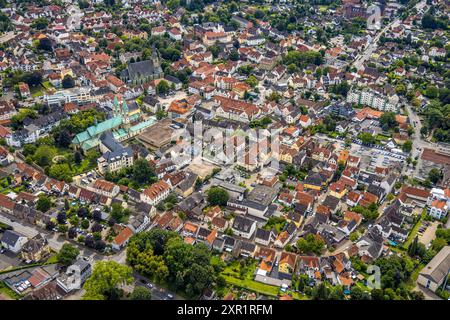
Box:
122;100;129;115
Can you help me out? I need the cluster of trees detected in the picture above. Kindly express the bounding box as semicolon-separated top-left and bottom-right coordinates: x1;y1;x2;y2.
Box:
207;187;230;206
4;70;43;89
379;112;399;132
352;203;379;221
57;244;80;266
421;92;450;143
431;227;450;252
280;164;308;182
126;229;217;297
31;17;49;30
249;116;272;129
36;194;53;213
283;50;323;72
329;81;350;97
104;158;157;189
296;234;325;255
83;261;133;300
421;12;448;30
373;254;422;300
0;12;12;32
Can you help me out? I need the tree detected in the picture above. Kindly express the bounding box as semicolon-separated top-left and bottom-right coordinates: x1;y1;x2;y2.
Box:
130;286;152;300
296;234;325;255
156;80;170;95
110;203;127;223
312;282;329;300
83;261;133;300
36;195;52;212
428;168;443;184
68;227;77;239
57;244;80;266
74;151;82;164
62;75;75;89
77;207;89;218
81;219;90;230
245;75;258;88
57;211;67;224
208;45;220;59
48;163;72;182
350;286;370;300
163;238;216;297
38;37;53;51
31;18;49;30
379;112;398;131
207;187;229;206
402;140;413;153
358;132;376;145
132;159;155;185
91;222;103;233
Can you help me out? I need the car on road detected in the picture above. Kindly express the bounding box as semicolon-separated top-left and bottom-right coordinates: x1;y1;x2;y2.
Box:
167;293;174;299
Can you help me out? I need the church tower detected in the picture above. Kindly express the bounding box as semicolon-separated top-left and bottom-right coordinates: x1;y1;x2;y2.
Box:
122;100;130;124
151;45;161;70
113;96;120;117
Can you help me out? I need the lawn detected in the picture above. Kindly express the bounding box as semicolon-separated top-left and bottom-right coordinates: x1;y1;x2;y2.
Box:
41;81;54;90
44;254;59;265
375;134;390;142
30;84;45;97
0;281;22;300
402;209;426;250
222;274;280;297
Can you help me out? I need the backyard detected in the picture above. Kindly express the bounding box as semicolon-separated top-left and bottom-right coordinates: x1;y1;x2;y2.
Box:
220;259;281;298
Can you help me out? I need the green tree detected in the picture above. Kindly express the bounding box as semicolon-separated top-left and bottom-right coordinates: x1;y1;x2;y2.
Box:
402;140;413;153
83;261;133;300
57;244;80;266
357;132;376;145
132;158;155;185
379;112;398;131
62;75;75;89
156;80;170;95
129;286;152;300
31;17;49;30
296;234;325;255
207;187;229;206
428;168;443;184
36;195;52;212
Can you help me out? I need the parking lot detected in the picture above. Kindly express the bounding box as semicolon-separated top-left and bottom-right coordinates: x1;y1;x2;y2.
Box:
418;221;439;247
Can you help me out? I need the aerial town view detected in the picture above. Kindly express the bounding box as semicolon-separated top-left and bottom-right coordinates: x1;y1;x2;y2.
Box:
0;0;449;306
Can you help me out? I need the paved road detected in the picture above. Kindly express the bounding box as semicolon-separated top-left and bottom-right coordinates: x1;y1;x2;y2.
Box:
352;0;426;71
133;272;183;300
0;212;105;260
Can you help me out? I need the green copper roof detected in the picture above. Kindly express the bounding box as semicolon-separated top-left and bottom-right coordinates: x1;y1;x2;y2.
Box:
73;116;123;145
